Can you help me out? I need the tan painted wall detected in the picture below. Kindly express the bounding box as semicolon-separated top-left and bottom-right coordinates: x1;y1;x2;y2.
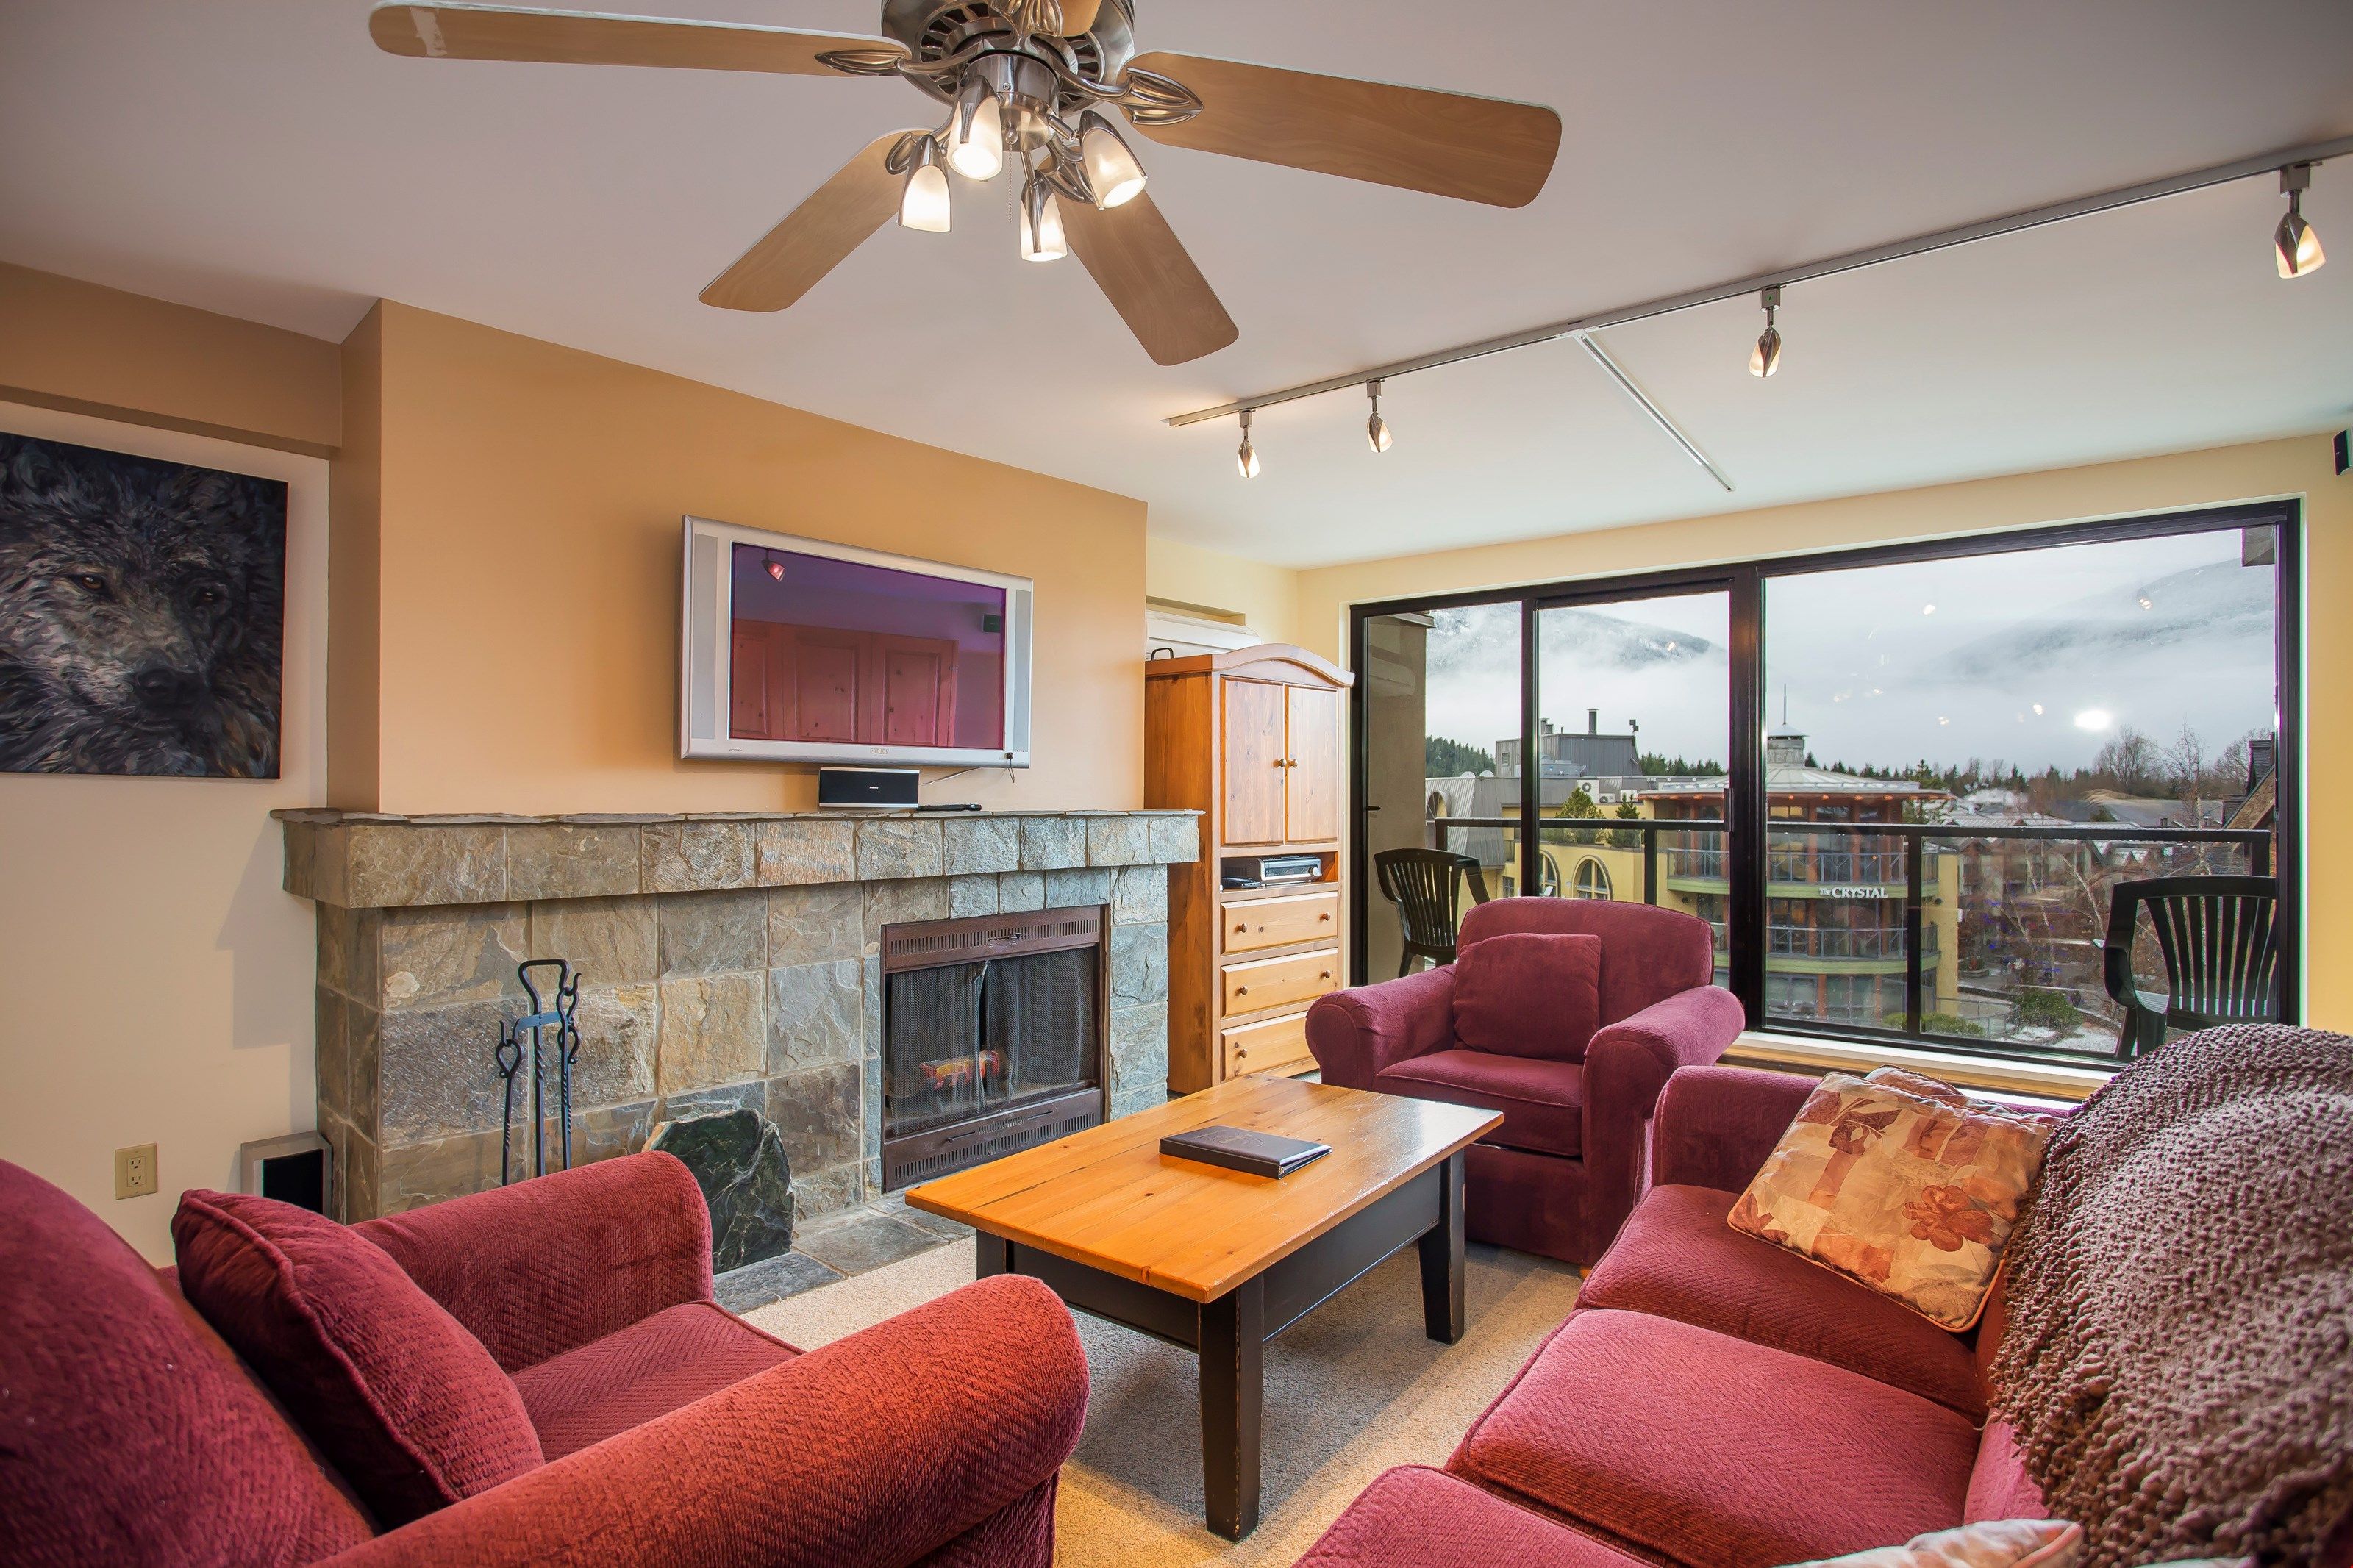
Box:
1146;534;1301;647
350;304;1150;815
0;404;330;1262
1291;436;2350;1028
328;307;382;809
0;263;341;457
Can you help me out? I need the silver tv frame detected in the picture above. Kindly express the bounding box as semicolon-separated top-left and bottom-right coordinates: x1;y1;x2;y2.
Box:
679;516;1034;768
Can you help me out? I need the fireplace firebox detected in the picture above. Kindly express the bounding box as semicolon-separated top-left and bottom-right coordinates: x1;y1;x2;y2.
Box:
879;907;1110;1189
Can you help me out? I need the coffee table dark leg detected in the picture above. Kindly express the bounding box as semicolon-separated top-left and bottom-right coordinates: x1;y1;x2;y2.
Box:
1418;1150;1466;1345
975;1231;1011;1278
1199;1273;1265;1541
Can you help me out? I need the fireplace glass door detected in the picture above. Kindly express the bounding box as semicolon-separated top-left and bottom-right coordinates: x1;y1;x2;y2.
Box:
884;948;1100;1140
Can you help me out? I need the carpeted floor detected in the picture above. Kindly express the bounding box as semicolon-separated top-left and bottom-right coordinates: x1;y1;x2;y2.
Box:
746;1238;1582;1567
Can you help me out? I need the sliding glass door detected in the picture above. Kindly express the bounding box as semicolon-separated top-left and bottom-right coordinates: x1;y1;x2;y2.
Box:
1360;600;1521;980
1527;590;1732;981
1347;502;2300;1067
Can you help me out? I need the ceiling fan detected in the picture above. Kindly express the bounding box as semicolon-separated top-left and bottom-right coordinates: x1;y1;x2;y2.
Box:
368;0;1563;365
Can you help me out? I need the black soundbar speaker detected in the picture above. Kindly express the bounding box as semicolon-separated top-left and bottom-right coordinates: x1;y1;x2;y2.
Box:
818;767;922;809
2336;429;2349;476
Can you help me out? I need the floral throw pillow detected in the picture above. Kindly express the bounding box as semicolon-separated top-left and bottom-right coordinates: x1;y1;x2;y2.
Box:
1729;1067;2060;1330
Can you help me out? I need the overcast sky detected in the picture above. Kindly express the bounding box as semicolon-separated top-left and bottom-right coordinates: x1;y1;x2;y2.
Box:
1416;526;2276;775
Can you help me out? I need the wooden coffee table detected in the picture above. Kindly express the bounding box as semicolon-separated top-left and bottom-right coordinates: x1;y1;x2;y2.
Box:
906;1075;1502;1540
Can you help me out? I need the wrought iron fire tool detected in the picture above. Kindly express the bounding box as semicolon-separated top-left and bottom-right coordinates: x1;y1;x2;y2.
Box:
494;959;584;1185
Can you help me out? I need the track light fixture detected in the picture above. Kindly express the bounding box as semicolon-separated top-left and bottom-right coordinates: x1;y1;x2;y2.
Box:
1236;409;1260;479
2277;163;2326;278
896;136;951;233
1365;379;1392;453
1749;286;1782;377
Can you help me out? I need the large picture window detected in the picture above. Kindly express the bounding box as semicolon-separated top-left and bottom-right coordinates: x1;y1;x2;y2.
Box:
1349;504;2300;1067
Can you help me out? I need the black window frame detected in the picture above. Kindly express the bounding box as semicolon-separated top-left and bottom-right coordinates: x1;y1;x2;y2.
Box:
1346;500;2304;1066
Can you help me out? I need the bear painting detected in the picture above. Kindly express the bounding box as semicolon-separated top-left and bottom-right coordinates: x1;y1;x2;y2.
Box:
0;432;286;778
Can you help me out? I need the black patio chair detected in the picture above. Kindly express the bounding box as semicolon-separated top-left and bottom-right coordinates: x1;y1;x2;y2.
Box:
2102;875;2281;1058
1375;848;1491;976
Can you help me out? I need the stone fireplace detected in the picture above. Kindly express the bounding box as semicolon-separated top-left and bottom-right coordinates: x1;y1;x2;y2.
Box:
277;809;1196;1233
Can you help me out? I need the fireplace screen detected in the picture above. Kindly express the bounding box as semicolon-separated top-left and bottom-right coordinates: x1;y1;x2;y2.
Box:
881;909;1107;1187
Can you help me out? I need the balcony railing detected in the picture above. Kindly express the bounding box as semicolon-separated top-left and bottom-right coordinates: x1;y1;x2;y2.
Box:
1425;815;2274;1065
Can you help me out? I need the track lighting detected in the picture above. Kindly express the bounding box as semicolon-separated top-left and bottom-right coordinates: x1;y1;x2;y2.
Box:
949;76;1004;181
1077;110;1148;209
897;137;951;233
1236;409;1260;479
2277;164;2325;278
1020;177;1067;262
1365;379;1392;454
1749;286;1782;377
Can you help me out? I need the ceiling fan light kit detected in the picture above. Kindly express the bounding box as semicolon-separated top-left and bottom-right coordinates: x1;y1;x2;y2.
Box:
896;134;952;232
1021;177;1070;262
1078;110;1148;208
368;0;1563;365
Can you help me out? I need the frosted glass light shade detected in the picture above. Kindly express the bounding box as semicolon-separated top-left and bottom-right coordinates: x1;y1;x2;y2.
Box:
899;162;951;232
1021;185;1067;262
950;89;1004;180
1079;112;1147;208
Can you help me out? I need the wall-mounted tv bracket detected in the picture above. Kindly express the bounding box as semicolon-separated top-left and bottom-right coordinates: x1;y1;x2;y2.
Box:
494;959;583;1186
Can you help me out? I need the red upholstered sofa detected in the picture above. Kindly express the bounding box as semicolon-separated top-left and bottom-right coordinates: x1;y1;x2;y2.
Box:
0;1152;1088;1568
1294;1065;2065;1568
1307;898;1745;1266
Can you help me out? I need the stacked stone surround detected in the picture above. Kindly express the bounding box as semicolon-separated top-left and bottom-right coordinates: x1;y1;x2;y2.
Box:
279;809;1198;1225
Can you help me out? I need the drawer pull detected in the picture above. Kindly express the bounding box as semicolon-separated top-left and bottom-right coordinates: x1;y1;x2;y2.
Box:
1235;987;1249;997
1319;970;1332;980
1320;912;1332;921
1234;1048;1248;1059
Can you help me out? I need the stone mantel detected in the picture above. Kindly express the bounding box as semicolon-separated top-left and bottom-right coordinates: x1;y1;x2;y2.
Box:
276;808;1202;910
279;807;1198;1237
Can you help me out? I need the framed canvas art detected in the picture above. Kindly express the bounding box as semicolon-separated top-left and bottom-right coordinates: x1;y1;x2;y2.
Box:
0;431;287;778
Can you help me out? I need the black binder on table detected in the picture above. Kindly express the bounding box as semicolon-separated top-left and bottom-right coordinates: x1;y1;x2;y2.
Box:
1160;1125;1332;1178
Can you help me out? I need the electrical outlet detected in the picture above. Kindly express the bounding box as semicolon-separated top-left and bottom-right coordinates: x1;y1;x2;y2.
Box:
114;1144;158;1200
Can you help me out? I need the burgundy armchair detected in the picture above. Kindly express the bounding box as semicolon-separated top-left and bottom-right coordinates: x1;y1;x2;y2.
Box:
1;1153;1088;1568
1307;898;1745;1265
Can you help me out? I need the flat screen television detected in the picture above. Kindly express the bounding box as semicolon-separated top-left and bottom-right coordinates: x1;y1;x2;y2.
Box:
679;516;1032;767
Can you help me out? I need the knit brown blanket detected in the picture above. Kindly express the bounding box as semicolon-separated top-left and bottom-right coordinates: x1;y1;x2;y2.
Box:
1988;1024;2353;1568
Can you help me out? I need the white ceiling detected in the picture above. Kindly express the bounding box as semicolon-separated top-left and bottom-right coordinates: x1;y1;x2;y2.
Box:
4;1;2350;569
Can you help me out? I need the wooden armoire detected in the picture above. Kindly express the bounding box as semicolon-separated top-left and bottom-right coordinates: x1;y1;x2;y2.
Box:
1146;645;1354;1093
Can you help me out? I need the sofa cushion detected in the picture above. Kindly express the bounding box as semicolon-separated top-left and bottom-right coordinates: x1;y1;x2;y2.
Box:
173;1189;545;1528
1964;1422;2051;1525
1452;1309;1979;1568
1296;1466;1653;1568
513;1300;799;1460
0;1161;372;1568
1729;1071;2058;1331
1453;931;1603;1062
1379;1049;1584;1158
1579;1184;1985;1416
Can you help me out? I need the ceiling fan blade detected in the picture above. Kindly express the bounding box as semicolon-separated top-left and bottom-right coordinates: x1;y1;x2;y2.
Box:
1057;0;1104;34
701;132;911;312
368;3;907;75
1061;192;1238;367
1125;52;1561;209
